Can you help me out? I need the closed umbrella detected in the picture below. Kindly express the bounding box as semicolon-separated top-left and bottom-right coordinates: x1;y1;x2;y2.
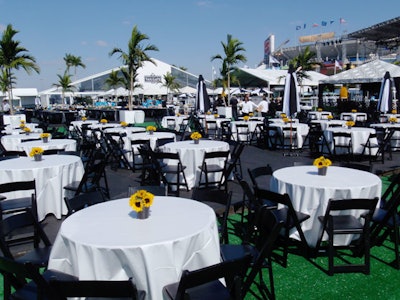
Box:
377;71;395;113
283;65;300;117
282;65;300;155
196;75;211;113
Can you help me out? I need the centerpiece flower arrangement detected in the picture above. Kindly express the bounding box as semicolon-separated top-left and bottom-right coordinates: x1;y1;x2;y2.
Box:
120;121;128;127
29;147;44;161
389;117;398;124
249;112;254;117
351;109;357;113
243;115;250;121
23;127;31;134
214;114;219;118
280;113;287;119
206;111;211;115
176;112;181;117
19;120;26;128
40;133;51;143
81;116;87;121
190;131;202;144
327;115;333;120
282;117;290;124
345;120;355;128
129;189;154;219
146;125;156;134
317;108;323;112
392;109;397;114
313;156;332;176
100;119;108;124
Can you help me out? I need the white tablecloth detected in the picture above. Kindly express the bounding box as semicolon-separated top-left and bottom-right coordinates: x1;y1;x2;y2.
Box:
103;126;146;134
47;197;220;300
308;111;332;120
270;166;381;247
1;133;42;151
161;116;189;131
340;112;367;122
230;120;263;141
161;140;230;189
370;123;400;149
0;155;84;221
3;114;26;126
324;127;376;154
128;131;176;151
17;139;77;156
269;123;309;148
311;120;347;131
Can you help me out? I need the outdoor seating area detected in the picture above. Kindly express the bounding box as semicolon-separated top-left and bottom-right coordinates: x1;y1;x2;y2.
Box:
1;107;400;299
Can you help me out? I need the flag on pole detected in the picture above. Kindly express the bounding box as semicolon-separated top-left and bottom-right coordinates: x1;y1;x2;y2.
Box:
296;25;301;30
303;23;307;29
339;18;346;24
321;21;327;26
312;23;319;27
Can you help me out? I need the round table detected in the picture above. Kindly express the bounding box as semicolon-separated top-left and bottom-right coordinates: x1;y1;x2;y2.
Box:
324;127;376;154
103;126;146;134
1;133;42;151
0;155;84;221
270;165;381;247
128;131;176;150
17;139;77;156
47;197;220;300
268;123;309;148
311;120;347;131
161;140;230;189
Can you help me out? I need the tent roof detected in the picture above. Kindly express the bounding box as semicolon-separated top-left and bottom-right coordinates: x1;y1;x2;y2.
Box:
0;88;38;97
236;67;328;87
320;59;400;84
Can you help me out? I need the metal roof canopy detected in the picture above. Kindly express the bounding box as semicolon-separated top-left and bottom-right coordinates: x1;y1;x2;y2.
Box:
349;16;400;42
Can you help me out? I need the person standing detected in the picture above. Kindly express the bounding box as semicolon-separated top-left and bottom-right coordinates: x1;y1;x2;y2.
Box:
230;96;238;120
35;96;42;109
257;95;270;118
2;100;10;114
239;94;257;116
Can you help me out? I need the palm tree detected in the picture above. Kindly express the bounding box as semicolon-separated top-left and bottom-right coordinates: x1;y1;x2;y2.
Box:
0;24;40;114
109;25;158;110
64;53;86;77
211;34;246;102
162;72;180;102
105;69;125;101
53;71;75;105
289;46;319;85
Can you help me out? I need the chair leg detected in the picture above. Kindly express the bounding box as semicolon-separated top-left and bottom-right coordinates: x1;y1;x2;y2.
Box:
328;231;334;276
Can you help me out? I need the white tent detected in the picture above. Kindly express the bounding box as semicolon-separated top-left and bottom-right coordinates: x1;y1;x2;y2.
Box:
320;59;400;84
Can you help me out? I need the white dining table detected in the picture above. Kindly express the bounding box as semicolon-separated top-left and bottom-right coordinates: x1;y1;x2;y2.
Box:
268;123;309;148
161;116;189;131
103;126;146;134
17;139;77;156
1;133;42;151
270;165;381;247
310;120;347;131
0;155;84;221
370;123;400;149
308;111;332;120
47;196;221;300
340;112;367;122
230;120;263;142
160;140;230;189
324;127;376;154
127;131;176;151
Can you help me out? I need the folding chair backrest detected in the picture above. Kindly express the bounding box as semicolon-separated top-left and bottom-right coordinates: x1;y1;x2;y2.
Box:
49;278;138;299
326;197;379;213
174;254;252;300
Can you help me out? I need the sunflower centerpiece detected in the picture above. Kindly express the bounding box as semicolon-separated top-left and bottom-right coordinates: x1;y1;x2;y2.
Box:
23;127;31;135
190;132;202;144
40;133;51;143
243;115;250;122
389;117;398;124
129;190;154;219
146;125;156;135
19;120;26;128
120;121;128;127
81;116;87;121
345;120;355;129
313;156;332;176
100;119;108;124
29;147;44;161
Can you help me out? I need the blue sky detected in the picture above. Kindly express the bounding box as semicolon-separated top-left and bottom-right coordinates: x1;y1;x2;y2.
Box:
0;0;399;91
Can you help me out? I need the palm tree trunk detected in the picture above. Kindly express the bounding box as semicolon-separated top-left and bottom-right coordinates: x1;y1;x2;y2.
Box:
129;70;133;111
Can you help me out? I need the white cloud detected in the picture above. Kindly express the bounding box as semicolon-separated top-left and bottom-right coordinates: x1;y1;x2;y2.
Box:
96;40;108;47
81;41;88;46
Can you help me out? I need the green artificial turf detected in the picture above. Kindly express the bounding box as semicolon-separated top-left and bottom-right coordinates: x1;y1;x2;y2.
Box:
0;176;398;299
